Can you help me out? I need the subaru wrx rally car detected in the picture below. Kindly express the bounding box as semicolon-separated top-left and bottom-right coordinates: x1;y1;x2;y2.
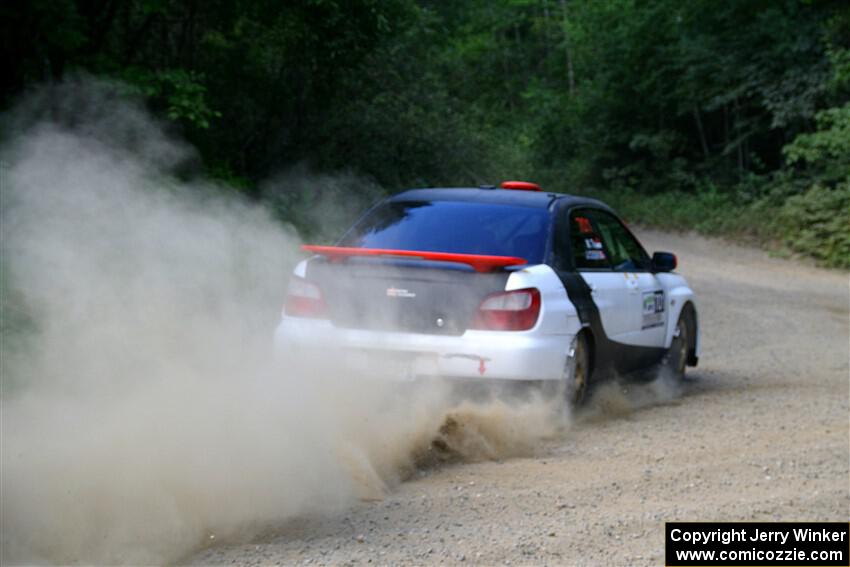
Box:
275;181;699;404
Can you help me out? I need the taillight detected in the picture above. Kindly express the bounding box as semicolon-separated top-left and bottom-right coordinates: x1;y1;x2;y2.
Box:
471;288;541;331
284;276;328;318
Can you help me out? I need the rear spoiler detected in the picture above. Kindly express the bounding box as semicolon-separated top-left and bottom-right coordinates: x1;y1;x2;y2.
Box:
302;245;527;273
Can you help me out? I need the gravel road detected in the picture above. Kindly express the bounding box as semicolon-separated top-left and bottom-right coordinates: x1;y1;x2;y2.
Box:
190;230;849;566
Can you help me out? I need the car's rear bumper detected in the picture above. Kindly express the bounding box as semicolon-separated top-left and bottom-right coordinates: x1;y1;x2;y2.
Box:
274;317;570;382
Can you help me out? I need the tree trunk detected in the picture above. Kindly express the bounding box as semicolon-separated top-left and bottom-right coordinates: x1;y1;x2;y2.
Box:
734;96;744;179
87;0;120;57
486;3;513;110
724;103;730;170
559;0;575;94
692;106;710;160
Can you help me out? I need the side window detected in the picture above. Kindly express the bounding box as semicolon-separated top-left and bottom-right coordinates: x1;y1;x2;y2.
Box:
589;210;650;271
569;210;611;270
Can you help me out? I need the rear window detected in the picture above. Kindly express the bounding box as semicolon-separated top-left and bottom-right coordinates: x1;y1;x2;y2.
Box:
340;200;550;264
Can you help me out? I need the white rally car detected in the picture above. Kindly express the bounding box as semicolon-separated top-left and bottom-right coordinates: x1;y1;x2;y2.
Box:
275;181;699;404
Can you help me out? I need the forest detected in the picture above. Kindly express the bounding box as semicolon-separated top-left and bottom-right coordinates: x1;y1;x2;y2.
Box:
2;0;848;267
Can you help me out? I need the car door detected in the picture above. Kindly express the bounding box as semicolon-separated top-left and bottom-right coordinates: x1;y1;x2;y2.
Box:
587;209;667;349
565;209;634;342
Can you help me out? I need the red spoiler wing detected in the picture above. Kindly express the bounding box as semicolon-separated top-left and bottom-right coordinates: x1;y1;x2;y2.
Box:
302;245;527;273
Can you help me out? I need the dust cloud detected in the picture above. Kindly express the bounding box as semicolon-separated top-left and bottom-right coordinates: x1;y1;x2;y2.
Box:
0;80;561;565
580;369;686;421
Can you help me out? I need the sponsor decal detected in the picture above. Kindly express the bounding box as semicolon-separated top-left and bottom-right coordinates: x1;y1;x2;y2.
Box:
585;249;606;261
585;237;603;250
386;287;416;298
642;289;665;329
576;216;593;234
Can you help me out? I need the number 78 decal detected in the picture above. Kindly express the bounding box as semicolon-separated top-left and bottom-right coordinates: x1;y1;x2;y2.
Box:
642;290;665;329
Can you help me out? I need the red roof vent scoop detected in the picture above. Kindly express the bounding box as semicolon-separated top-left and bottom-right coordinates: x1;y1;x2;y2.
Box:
500;181;541;192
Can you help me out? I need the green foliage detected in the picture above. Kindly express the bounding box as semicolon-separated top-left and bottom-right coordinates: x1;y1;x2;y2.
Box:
537;0;835;188
207;163;254;194
781;37;850;190
772;183;850;268
784;103;850;180
828;46;850;92
120;68;221;129
3;0;849;267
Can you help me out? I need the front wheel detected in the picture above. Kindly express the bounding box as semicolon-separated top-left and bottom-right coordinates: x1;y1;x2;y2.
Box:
663;313;690;380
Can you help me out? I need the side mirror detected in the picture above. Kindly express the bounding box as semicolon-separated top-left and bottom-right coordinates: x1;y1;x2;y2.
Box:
651;251;677;273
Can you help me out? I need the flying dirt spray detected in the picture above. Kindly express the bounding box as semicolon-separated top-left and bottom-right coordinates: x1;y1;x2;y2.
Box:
0;80;564;565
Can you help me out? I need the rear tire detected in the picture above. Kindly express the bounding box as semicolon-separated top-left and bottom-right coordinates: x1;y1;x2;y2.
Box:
564;333;590;406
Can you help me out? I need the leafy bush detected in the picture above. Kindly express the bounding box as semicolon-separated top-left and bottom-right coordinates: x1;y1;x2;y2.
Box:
783;103;850;184
772;182;850;269
120;68;222;130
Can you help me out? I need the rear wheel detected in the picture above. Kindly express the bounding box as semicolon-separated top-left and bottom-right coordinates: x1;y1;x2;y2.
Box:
563;333;590;406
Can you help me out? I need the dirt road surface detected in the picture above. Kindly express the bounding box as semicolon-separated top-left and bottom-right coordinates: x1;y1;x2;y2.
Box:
190;230;849;566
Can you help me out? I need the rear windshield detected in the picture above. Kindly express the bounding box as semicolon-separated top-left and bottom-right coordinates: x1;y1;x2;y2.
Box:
340;200;550;264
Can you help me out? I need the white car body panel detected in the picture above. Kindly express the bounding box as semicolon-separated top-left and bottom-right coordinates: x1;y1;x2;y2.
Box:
276;263;582;382
657;272;700;354
576;271;633;340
